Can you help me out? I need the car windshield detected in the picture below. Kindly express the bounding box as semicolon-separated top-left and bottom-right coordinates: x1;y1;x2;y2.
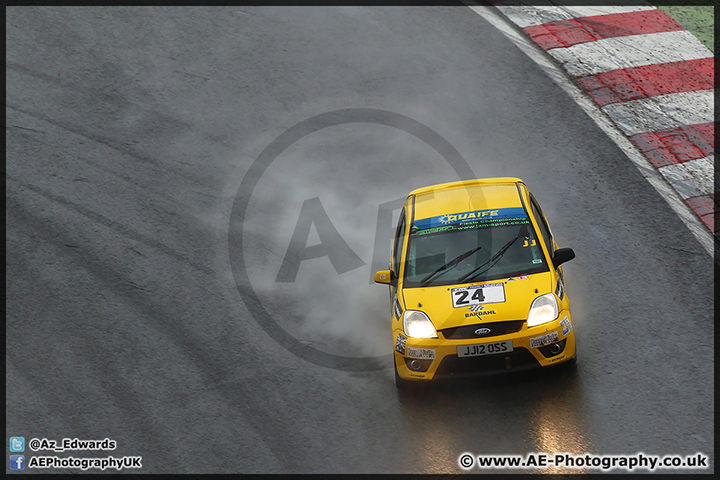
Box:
403;207;549;287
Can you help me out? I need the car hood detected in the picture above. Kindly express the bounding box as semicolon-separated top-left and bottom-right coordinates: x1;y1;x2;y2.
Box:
400;271;554;330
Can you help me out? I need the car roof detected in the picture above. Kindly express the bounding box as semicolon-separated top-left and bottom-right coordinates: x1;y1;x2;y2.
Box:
410;178;526;221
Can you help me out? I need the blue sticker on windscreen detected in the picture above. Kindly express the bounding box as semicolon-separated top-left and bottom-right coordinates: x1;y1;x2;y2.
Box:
411;207;528;234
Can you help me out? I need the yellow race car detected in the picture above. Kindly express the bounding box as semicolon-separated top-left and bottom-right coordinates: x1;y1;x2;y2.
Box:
374;178;576;388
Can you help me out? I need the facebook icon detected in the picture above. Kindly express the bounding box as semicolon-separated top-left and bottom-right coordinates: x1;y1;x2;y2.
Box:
10;455;25;470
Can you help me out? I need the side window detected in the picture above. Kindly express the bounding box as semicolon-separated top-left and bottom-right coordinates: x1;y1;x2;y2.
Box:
391;209;407;275
529;195;553;258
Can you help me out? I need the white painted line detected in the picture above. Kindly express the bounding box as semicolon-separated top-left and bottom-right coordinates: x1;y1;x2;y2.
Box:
495;4;656;29
465;3;714;257
548;30;713;77
602;89;715;136
658;156;715;199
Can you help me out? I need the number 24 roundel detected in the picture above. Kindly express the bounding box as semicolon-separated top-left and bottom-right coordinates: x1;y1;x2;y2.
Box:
451;283;505;308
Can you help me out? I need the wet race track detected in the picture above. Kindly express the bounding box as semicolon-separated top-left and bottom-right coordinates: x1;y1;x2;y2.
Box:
6;6;714;474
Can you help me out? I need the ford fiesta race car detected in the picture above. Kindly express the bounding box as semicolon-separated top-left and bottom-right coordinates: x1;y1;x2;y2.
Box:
374;178;576;388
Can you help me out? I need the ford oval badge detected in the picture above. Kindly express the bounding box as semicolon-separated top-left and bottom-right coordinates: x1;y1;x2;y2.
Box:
475;327;491;335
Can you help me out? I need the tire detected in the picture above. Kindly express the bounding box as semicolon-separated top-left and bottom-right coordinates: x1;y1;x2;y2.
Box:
558;345;578;370
394;361;408;389
566;352;577;366
568;339;578;365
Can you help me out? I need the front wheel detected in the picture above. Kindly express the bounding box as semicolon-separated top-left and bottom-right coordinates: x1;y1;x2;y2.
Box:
566;352;577;366
394;360;420;390
568;340;578;366
558;345;577;370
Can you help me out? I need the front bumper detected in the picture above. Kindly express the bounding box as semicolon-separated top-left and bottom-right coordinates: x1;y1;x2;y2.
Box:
394;311;576;381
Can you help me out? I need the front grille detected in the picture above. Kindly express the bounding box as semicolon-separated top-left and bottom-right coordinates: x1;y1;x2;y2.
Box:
440;320;525;340
434;347;539;378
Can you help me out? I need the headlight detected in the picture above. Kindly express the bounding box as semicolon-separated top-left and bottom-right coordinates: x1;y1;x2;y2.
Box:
403;310;438;338
527;293;559;327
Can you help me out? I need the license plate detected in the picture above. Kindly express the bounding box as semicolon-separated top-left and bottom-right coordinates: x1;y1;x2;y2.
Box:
451;283;505;308
457;340;513;358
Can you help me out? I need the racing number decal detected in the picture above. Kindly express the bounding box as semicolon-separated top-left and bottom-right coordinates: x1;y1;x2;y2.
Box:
454;288;485;305
451;283;505;308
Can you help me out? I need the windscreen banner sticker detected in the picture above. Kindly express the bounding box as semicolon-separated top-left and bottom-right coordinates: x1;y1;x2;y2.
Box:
451;283;505;308
411;207;529;235
560;316;572;336
530;331;559;348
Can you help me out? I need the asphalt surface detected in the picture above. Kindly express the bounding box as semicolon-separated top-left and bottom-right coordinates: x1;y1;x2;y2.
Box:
6;6;714;474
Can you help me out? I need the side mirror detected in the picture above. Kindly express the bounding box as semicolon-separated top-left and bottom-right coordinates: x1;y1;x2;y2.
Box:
553;247;575;267
374;270;394;285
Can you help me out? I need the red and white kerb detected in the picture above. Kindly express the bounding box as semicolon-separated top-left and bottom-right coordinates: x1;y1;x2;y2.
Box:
493;3;715;232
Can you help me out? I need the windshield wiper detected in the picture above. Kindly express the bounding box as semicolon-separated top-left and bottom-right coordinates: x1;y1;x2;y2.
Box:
457;225;529;284
420;245;483;287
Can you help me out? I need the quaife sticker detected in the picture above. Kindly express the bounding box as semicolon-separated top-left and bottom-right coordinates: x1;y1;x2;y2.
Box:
395;333;407;355
412;207;527;230
410;207;530;236
407;347;436;359
530;331;559;348
560;316;573;336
